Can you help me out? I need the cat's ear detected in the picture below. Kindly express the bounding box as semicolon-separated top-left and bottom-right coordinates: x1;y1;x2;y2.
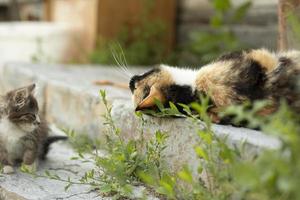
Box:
26;83;36;94
135;85;165;111
12;84;36;106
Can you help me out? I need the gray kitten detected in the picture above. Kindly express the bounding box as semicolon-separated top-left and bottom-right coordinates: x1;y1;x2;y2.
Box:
0;84;66;174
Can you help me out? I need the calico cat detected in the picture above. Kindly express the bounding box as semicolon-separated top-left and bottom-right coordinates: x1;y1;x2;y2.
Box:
129;49;300;122
0;84;67;174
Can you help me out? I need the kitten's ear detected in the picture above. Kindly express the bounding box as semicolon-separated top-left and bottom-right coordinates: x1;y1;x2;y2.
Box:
135;85;166;111
11;84;35;106
26;83;36;94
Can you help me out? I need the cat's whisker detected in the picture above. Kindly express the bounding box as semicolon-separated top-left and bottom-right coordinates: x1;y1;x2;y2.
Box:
109;43;133;78
117;43;128;67
113;67;131;80
122;65;133;76
112;55;132;78
119;65;133;78
114;66;132;80
113;61;132;78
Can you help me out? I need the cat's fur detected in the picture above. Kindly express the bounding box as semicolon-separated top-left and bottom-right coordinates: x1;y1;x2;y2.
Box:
129;49;300;122
0;84;67;174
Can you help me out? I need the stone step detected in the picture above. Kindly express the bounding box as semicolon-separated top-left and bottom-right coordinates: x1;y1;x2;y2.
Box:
0;126;158;200
0;142;100;200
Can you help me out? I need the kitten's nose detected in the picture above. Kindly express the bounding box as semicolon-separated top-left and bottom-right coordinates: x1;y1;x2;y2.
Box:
35;115;41;125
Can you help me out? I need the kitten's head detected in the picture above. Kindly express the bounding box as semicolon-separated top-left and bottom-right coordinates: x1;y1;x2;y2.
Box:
129;65;197;111
5;84;40;132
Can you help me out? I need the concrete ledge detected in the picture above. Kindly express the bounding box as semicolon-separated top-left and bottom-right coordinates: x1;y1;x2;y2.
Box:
111;100;280;173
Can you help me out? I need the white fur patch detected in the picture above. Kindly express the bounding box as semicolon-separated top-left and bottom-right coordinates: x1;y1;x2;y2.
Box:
3;165;14;174
161;64;197;89
0;117;27;160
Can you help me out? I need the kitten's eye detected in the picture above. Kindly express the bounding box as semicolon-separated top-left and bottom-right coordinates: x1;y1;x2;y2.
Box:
24;113;36;120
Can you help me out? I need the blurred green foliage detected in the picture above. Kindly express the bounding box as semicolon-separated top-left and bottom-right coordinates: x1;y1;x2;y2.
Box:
90;0;167;66
90;0;251;67
175;0;251;66
287;10;300;44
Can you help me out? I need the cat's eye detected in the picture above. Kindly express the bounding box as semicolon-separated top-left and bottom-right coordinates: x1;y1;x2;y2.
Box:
143;86;150;99
24;113;36;120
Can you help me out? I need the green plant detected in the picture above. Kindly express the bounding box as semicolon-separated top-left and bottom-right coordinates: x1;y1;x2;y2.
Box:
137;96;243;200
91;90;168;198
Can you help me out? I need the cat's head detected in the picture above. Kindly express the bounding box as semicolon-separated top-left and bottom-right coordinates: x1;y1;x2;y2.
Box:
5;84;40;132
129;65;197;110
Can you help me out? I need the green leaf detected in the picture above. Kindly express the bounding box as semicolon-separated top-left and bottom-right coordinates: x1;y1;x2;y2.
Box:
232;1;251;22
100;90;106;100
99;184;112;193
197;130;213;144
194;146;208;160
45;170;51;177
219;145;234;164
178;103;192;114
138;171;156;185
211;14;223;27
197;165;203;174
64;183;72;191
20;164;30;174
169;102;179;113
154;99;165;111
212;0;231;12
158;174;175;198
178;166;193;183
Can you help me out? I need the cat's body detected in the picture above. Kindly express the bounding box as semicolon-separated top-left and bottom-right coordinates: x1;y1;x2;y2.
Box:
0;84;67;173
129;49;300;122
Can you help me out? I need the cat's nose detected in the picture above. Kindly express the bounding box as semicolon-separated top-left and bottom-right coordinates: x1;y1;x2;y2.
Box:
35;115;41;125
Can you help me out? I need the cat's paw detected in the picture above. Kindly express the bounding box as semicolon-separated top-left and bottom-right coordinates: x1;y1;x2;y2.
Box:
2;165;15;174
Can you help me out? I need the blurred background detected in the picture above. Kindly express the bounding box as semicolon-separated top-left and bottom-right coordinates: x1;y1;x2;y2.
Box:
0;0;299;67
